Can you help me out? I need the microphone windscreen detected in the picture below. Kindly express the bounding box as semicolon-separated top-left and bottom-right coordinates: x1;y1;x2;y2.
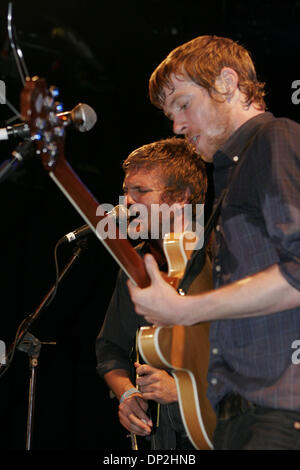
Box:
74;103;97;132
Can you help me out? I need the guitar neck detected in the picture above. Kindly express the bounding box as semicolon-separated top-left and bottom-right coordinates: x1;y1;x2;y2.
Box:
50;156;150;288
19;76;150;288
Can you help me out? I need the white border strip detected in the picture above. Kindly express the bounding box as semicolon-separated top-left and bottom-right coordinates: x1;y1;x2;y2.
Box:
163;233;189;277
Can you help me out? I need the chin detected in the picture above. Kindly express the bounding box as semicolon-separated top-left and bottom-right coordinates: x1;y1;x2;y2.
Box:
200;153;214;163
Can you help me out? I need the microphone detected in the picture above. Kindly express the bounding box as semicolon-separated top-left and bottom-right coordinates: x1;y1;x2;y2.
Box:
63;224;91;243
0;103;97;141
0;104;97;184
56;103;97;132
0;122;31;141
62;205;128;243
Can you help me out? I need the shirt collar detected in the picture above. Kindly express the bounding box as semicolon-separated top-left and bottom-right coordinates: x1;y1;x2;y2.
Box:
213;112;275;169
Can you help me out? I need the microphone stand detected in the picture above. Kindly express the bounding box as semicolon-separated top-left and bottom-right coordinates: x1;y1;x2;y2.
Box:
3;238;88;450
17;332;56;451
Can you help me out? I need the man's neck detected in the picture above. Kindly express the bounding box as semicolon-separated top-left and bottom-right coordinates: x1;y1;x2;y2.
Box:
229;99;265;136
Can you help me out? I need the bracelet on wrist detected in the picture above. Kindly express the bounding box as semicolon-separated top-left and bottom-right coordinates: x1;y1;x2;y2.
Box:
120;387;142;404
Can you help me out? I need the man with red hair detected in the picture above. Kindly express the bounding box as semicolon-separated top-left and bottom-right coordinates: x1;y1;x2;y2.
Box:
128;35;300;450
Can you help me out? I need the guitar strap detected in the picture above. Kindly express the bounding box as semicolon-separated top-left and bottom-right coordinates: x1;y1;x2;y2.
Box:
178;128;260;294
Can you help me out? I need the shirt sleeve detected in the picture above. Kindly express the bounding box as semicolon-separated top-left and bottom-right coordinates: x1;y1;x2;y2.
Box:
96;268;149;379
257;118;300;290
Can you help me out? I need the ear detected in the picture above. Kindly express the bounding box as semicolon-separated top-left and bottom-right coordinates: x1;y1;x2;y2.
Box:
215;67;239;98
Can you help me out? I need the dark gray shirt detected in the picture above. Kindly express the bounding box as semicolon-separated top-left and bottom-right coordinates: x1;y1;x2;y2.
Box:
208;112;300;411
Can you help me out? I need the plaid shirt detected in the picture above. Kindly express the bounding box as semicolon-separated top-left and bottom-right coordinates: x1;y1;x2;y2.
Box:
208;112;300;411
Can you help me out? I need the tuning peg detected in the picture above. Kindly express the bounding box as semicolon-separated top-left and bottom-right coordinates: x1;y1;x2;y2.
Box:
35;117;46;130
49;86;59;98
43;96;55;110
55;102;63;113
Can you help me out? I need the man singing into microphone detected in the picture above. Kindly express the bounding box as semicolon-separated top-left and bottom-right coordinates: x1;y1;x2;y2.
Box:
95;137;208;449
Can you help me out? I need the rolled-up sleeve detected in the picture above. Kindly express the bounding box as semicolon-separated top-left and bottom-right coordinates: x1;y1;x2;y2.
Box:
96;338;132;378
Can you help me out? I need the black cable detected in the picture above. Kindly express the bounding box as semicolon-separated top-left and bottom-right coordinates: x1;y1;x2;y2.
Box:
0;236;84;379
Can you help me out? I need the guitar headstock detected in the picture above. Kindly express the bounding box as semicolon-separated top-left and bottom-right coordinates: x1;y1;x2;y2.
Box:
20;76;65;171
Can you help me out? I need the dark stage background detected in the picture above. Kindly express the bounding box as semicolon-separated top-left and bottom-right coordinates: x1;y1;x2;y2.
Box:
0;0;299;451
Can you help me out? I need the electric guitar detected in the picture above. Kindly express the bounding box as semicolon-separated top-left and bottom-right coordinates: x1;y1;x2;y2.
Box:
139;233;216;450
20;76;216;450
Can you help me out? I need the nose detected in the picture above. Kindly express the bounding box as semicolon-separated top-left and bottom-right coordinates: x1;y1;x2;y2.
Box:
124;192;136;206
172;116;188;135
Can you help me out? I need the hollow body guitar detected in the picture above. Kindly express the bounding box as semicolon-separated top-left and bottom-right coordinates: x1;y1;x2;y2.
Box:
139;234;216;450
20;77;216;451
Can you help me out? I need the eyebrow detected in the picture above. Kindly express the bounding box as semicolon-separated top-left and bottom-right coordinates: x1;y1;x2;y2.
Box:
123;184;145;191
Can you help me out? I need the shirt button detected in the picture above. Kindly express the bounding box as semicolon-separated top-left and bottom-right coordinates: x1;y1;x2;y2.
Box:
215;265;221;272
212;348;219;355
211;378;218;385
233;155;239;162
